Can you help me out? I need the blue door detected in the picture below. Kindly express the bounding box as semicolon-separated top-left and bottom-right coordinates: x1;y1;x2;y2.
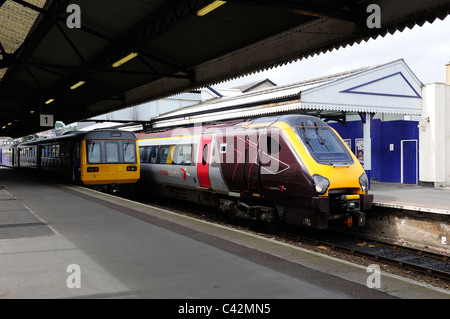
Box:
402;140;417;184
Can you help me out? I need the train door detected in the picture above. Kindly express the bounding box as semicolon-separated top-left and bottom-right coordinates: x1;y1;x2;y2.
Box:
13;147;18;167
197;135;212;188
71;142;81;182
229;131;261;193
246;130;261;194
401;140;418;184
36;145;41;170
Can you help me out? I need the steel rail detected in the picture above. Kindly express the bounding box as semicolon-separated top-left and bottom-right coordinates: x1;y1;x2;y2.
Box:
277;231;450;281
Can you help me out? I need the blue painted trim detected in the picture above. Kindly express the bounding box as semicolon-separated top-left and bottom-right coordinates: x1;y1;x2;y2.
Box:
242;79;277;93
358;112;375;124
359;112;366;124
206;86;223;98
340;72;421;98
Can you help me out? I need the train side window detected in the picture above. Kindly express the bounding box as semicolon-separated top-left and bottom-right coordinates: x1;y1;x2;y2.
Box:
140;146;153;163
172;144;192;165
140;146;159;164
158;145;171;164
75;143;80;160
139;146;146;162
202;144;208;166
149;146;157;164
44;145;49;157
266;136;281;155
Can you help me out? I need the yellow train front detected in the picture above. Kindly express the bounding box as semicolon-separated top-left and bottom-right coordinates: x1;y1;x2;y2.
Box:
79;130;140;192
18;129;140;193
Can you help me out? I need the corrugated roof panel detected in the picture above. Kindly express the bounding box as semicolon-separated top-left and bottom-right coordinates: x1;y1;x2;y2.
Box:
0;0;46;81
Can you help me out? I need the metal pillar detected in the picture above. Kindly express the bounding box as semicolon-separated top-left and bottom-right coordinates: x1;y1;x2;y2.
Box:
360;112;373;188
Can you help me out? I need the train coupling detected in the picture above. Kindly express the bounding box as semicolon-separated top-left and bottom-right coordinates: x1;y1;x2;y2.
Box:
344;216;353;228
341;194;361;212
344;212;366;228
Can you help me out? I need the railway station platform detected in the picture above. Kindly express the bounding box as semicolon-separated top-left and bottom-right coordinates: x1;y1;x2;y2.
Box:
365;182;450;252
370;182;450;215
0;166;449;301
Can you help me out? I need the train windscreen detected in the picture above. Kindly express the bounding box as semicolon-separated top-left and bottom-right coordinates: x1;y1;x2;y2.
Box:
294;120;354;165
87;141;137;164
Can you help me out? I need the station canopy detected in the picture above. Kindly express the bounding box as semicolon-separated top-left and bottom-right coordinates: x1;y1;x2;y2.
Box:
0;0;449;137
150;59;423;128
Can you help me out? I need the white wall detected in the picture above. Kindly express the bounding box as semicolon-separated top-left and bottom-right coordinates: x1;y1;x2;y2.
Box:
420;83;450;187
89;92;202;122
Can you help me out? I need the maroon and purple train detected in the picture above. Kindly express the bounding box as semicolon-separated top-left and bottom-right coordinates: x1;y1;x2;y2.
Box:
136;114;373;229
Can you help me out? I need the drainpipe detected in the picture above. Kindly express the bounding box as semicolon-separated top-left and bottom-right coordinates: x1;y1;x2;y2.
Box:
446;62;450;85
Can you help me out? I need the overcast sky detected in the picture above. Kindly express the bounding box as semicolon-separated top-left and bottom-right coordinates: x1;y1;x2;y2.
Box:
220;16;450;88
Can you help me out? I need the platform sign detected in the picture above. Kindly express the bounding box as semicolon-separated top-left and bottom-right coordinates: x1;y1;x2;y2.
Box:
40;114;54;127
355;138;364;166
403;115;428;122
343;139;352;151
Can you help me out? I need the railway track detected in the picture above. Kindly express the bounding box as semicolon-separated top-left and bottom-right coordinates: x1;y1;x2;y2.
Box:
275;229;450;282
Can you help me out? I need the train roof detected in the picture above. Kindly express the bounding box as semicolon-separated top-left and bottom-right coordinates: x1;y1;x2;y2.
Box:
18;129;137;147
137;114;326;139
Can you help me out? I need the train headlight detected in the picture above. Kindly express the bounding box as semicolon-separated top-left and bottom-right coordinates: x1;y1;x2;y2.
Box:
359;172;369;193
313;174;330;195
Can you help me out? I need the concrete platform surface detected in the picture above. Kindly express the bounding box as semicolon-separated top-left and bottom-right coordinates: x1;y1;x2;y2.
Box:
370;182;450;215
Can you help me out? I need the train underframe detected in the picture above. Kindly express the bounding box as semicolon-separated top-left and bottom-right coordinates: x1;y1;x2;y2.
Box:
87;182;136;195
148;183;372;229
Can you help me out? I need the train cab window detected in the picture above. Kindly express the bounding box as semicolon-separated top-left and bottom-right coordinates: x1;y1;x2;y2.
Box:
123;142;136;163
87;142;101;163
106;142;119;163
295;120;353;165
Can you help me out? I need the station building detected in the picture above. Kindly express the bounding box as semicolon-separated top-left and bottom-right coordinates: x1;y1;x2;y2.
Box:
151;59;450;188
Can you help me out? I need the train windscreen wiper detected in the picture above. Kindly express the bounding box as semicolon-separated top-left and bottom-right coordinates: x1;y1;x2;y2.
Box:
315;121;331;153
301;121;315;152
